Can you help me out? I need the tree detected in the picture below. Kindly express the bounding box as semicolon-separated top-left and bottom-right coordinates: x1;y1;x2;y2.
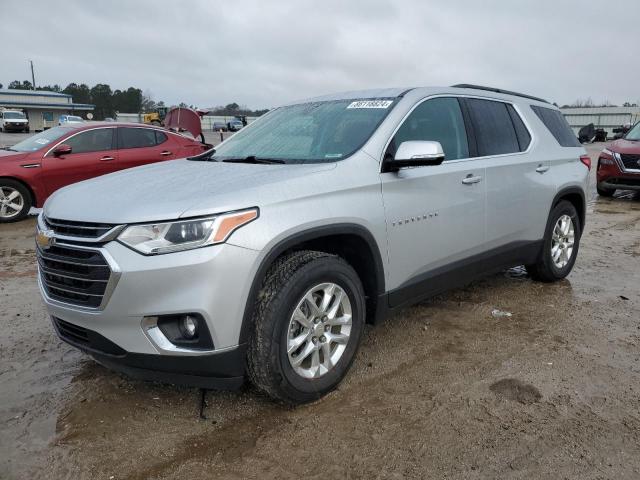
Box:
90;83;114;120
141;90;157;113
8;80;33;90
62;83;91;104
37;84;61;93
113;87;142;114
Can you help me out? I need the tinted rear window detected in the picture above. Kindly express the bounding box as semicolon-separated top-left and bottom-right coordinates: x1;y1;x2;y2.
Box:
155;131;167;144
118;128;158;149
506;105;531;151
530;105;580;147
465;99;520;156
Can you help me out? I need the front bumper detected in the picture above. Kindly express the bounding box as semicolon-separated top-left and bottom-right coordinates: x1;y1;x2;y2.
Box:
3;123;28;131
598;179;640;191
39;237;260;387
597;155;640;191
52;315;246;389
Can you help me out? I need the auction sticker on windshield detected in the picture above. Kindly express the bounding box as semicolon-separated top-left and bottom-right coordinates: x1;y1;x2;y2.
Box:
347;100;393;109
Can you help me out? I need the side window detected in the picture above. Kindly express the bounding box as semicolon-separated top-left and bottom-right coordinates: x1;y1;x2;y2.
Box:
64;129;114;154
155;131;168;144
530;105;580;147
465;99;519;156
387;97;469;161
506;105;531;151
118;128;158;149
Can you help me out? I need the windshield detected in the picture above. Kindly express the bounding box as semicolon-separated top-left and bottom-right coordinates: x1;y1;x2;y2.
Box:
9;126;69;152
211;98;397;163
624;122;640;141
3;111;26;119
67;116;83;122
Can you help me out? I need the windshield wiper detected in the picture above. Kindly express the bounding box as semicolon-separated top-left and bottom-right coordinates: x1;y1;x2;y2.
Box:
222;156;285;164
187;148;216;161
0;147;17;152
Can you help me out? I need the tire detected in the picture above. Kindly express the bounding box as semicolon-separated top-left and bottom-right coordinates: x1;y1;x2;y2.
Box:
247;250;366;404
0;179;32;223
597;184;615;197
526;200;580;282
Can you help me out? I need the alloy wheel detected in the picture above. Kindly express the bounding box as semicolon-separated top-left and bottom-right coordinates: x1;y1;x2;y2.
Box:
551;214;575;269
287;282;352;379
0;187;24;219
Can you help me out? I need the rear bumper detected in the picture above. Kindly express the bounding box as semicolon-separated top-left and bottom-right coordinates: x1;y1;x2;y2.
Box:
52;315;246;389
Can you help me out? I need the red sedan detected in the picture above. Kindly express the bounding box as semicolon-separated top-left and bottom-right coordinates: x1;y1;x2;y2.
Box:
0;123;208;222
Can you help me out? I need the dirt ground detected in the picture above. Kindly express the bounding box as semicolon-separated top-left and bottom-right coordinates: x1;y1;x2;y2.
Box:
1;143;639;480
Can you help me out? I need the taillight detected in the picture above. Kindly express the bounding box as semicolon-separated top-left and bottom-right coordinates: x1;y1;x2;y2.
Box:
580;155;592;171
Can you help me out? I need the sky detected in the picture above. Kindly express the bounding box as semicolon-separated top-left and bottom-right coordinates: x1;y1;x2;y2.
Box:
2;0;639;110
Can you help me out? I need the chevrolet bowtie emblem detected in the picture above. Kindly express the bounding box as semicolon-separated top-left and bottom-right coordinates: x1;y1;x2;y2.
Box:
36;229;56;250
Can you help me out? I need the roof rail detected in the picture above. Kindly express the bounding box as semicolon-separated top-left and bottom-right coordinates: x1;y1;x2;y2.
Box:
451;84;549;104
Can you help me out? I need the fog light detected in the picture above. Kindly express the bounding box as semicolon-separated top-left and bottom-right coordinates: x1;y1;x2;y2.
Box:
181;315;198;339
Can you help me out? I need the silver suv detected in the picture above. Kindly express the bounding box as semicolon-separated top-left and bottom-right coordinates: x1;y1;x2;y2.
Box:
37;85;589;404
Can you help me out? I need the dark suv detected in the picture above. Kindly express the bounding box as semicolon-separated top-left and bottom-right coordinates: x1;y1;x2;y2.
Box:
597;122;640;196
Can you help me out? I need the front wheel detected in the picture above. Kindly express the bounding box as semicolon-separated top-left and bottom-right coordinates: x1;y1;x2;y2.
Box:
247;250;366;404
526;200;580;282
0;180;32;223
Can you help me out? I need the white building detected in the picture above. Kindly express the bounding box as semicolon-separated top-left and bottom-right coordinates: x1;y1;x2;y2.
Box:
561;106;640;138
0;89;94;131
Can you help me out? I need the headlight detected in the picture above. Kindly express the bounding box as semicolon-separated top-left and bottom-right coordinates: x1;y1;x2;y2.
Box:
118;208;258;255
601;148;615;157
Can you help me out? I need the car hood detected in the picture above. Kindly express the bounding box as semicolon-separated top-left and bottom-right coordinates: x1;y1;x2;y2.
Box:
610;139;640;154
0;150;29;162
44;159;337;224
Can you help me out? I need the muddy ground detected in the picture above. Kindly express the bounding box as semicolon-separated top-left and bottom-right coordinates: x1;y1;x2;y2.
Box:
1;143;639;480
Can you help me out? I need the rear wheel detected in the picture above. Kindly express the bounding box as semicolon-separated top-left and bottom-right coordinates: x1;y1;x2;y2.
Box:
526;201;580;282
247;250;366;404
597;184;615;197
0;180;32;223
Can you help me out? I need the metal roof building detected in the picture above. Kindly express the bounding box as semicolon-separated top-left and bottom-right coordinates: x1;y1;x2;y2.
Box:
0;89;94;131
561;106;640;138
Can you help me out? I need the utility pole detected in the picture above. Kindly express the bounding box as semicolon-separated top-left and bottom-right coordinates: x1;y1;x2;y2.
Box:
30;60;36;90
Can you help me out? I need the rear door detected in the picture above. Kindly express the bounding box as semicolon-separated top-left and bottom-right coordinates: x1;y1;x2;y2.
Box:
462;98;555;248
41;127;118;196
380;97;487;304
116;127;177;169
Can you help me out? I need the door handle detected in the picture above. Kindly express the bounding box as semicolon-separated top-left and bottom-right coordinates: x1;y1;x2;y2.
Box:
461;174;482;185
100;156;115;161
160;151;173;156
535;164;550;173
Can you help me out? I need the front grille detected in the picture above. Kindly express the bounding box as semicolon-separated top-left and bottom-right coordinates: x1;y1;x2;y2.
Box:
44;217;117;238
38;244;112;308
619;153;640;171
54;317;90;345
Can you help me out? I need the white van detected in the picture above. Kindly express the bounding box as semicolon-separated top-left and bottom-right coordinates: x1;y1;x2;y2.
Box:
0;109;29;133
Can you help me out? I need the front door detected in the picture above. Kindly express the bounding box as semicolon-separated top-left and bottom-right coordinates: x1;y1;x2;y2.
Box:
42;127;118;196
380;97;487;305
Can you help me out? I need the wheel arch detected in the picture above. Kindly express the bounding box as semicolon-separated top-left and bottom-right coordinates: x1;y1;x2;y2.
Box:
0;176;37;207
552;186;586;232
239;224;386;345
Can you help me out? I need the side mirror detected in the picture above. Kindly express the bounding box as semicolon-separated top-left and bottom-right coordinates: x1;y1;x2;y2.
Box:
385;141;445;172
53;144;72;157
